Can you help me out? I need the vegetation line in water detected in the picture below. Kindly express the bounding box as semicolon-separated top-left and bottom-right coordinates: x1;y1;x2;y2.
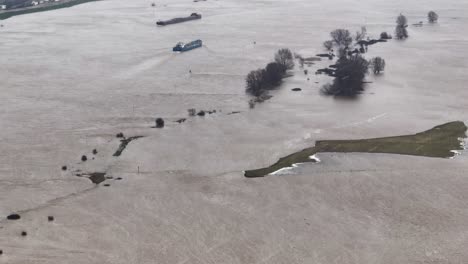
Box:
0;0;101;20
244;121;467;178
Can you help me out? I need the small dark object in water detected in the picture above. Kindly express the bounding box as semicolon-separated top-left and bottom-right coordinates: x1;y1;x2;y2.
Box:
0;249;3;255
176;118;186;123
227;111;241;115
7;214;20;220
81;155;87;162
48;216;54;222
116;132;124;138
197;111;206;116
304;69;308;75
155;118;165;128
106;176;114;179
92;149;98;155
62;166;67;171
88;172;106;184
21;231;27;237
188;108;196;116
116;177;123;180
103;184;110;187
292;88;302;92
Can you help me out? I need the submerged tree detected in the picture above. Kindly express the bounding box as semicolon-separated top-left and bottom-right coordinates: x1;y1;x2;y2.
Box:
323;40;334;51
264;62;284;86
380;32;392;40
246;69;267;96
322;55;369;96
274;48;294;71
428;11;439;23
370;57;386;74
355;26;367;42
395;14;409;39
330;29;353;47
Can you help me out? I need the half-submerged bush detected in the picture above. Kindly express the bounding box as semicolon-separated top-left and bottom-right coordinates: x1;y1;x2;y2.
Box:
370;57;386;74
395;14;409;39
428;11;439;23
188;108;196;116
155;118;164;128
380;32;392;40
321;55;369;96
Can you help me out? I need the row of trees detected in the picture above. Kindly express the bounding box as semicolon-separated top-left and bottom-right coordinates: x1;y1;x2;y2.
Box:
396;11;439;39
245;48;294;97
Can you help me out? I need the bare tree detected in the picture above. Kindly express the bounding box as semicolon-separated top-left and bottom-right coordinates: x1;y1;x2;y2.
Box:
370;57;386;74
330;29;353;47
428;11;439;23
355;26;367;42
323;40;333;51
395;14;409;39
246;69;267;96
294;53;305;68
274;48;294;71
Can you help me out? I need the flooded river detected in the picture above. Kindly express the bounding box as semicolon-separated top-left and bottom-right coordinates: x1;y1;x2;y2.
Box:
0;0;467;263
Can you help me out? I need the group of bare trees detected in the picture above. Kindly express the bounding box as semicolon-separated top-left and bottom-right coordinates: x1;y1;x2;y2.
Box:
245;48;294;97
245;11;439;99
395;11;439;39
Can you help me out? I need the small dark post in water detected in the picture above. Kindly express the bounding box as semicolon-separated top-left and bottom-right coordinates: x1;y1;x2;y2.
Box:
48;216;54;222
21;231;27;237
155;118;164;128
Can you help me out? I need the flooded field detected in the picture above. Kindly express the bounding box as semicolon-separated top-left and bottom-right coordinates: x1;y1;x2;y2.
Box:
0;0;468;263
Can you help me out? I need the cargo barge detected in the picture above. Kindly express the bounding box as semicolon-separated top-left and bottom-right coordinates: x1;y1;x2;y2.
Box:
173;39;203;52
156;13;201;26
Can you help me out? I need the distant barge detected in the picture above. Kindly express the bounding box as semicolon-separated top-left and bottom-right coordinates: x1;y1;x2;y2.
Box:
173;39;202;52
156;13;201;26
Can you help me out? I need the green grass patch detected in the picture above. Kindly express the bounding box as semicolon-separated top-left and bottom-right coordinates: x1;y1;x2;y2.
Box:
245;121;467;178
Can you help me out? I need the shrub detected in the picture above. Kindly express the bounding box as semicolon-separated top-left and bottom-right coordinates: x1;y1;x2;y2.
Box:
155;118;164;128
92;149;98;155
428;11;439;23
370;57;386;74
188;108;196;116
61;166;67;171
81;155;87;162
48;216;54;222
274;48;294;71
380;32;392;39
116;132;124;138
330;29;353;47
